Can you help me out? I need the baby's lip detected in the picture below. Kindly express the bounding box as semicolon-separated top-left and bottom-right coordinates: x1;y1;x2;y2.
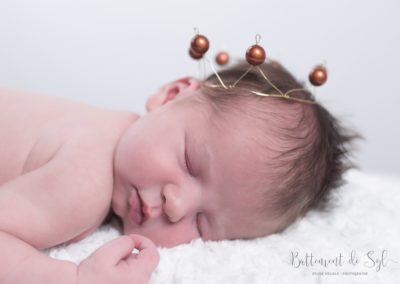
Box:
129;187;144;225
136;190;148;224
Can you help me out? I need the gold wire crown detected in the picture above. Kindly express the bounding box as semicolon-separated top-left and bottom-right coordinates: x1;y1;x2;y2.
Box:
188;30;328;105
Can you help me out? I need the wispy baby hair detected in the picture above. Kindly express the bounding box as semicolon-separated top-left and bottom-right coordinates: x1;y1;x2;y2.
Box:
199;60;362;232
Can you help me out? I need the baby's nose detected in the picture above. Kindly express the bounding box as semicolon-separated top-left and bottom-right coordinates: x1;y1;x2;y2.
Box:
162;184;190;223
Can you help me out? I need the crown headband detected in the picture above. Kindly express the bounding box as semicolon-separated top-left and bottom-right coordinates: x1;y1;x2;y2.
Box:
188;30;328;105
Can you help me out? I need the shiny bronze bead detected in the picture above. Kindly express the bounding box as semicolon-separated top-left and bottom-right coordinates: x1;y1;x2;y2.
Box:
309;65;328;86
215;51;229;65
189;48;203;60
245;44;266;66
191;35;209;55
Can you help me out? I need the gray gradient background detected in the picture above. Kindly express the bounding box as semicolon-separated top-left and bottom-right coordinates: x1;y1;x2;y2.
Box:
0;0;399;176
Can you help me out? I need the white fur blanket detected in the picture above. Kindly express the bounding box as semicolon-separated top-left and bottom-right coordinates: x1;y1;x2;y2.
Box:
44;170;400;283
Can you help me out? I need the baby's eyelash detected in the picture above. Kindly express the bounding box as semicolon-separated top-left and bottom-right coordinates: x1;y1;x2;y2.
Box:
185;150;193;175
196;213;202;237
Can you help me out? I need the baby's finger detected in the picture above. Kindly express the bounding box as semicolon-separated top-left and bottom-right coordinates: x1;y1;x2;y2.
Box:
127;234;160;273
93;235;136;266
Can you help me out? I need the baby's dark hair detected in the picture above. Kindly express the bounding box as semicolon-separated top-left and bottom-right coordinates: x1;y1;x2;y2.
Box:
198;60;362;233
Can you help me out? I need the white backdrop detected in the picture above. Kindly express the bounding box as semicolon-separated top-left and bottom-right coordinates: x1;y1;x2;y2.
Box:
0;0;399;176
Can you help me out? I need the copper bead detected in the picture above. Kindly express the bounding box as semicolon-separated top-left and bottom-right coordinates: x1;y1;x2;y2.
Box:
309;65;328;86
246;44;266;66
189;48;203;60
191;35;209;55
215;51;229;66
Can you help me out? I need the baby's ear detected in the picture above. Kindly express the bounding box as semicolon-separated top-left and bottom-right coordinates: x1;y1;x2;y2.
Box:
146;77;200;112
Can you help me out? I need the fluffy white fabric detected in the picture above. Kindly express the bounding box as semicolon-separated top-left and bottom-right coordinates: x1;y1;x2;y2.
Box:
44;170;400;283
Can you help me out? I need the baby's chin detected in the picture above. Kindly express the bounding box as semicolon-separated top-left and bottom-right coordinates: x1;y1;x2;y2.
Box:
120;219;142;236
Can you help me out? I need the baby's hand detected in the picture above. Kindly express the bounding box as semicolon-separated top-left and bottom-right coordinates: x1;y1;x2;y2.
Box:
76;234;159;284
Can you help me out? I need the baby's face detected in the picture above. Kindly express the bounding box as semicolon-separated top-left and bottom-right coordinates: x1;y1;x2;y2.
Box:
112;84;277;247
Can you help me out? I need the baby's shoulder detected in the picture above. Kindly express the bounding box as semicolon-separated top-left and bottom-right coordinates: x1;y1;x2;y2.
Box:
0;110;133;248
0;141;114;249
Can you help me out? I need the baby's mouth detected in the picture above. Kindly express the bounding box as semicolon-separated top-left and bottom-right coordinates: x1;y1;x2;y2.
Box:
130;186;144;225
136;189;146;224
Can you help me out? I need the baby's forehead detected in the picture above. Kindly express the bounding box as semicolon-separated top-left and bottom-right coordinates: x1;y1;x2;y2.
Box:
203;117;277;191
180;97;290;239
179;92;311;183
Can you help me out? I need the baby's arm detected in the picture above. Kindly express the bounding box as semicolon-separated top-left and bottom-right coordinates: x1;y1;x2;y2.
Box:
0;231;159;284
0;231;77;283
0;152;80;283
0;144;159;283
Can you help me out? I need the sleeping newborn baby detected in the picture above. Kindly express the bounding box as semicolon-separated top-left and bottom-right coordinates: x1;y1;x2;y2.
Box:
0;60;358;283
